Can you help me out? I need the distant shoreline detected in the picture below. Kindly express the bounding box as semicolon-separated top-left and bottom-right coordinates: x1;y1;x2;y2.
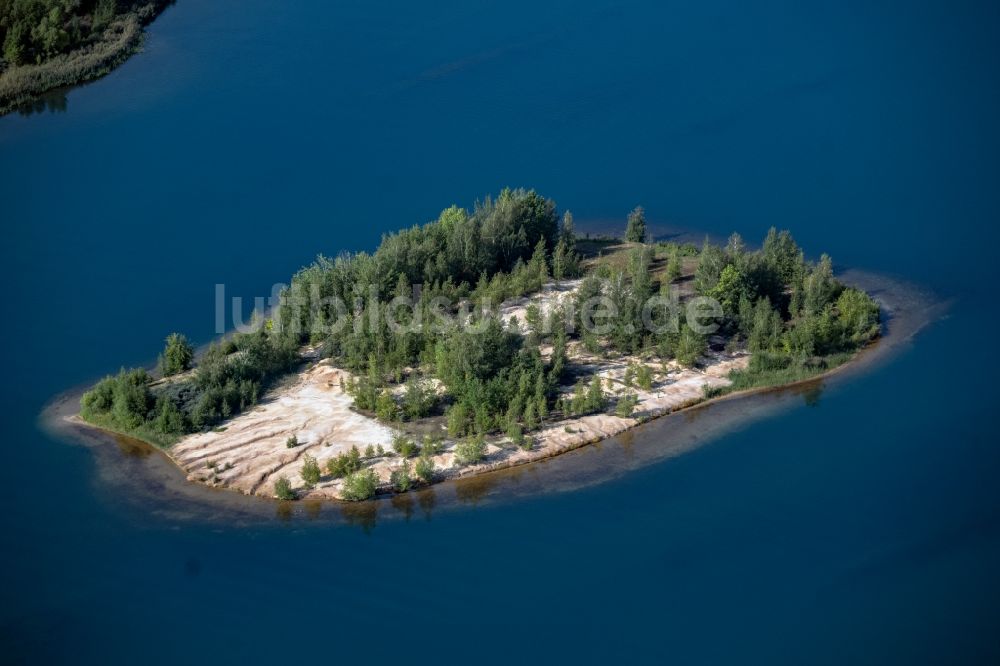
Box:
0;1;172;116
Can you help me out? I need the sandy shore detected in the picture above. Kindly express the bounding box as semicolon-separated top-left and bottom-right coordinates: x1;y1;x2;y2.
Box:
59;266;942;506
163;343;748;500
41;267;943;523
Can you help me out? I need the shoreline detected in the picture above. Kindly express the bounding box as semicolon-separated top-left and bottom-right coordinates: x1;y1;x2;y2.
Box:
0;2;172;116
43;266;945;518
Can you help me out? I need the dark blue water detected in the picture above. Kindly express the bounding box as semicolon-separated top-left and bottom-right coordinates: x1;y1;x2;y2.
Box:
2;1;999;663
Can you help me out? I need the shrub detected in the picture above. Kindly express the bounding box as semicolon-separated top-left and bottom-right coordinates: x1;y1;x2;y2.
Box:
390;461;412;492
506;422;526;448
403;376;436;420
364;444;375;458
274;476;295;500
286;435;299;448
375;390;398;421
636;364;653;391
392;433;419;458
326;446;362;478
159;332;194;376
341;469;379;501
415;456;435;483
454;435;487;466
615;392;639;418
301;455;321;488
421;435;443;456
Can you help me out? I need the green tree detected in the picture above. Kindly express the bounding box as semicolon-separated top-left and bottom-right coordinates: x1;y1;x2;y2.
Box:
341;469;379;501
586;374;607;413
402;376;435;420
710;265;753;316
615;392;639;417
665;247;682;283
415;456;436;483
694;239;727;295
301;455;321;488
836;288;880;345
454;435;487;465
625;206;647;243
159;333;194;376
390;461;412;492
375;390;397;421
392;433;419;458
274;476;295;500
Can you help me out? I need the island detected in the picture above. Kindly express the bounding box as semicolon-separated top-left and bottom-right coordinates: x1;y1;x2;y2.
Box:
0;0;172;115
75;189;881;502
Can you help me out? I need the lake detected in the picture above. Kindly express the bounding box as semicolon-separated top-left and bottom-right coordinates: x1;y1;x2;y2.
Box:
1;1;998;663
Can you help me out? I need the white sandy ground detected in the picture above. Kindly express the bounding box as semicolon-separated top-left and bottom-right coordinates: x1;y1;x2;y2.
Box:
168;280;749;500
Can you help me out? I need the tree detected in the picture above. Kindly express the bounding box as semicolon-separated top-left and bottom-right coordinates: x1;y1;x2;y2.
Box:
341;469;379;501
390;461;412;492
392;433;419;458
159;333;194;376
836;288;880;345
710;265;753;316
560;210;576;245
625;206;647;243
301;455;321;488
665;247;682;283
586;375;607;413
415;456;436;483
402;376;435;420
636;364;653;391
454;435;487;465
151;395;186;435
615;392;639;417
676;326;706;367
694;239;727;295
375;390;397;421
274;476;295;500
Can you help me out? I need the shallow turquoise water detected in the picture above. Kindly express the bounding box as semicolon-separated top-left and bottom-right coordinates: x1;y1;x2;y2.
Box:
1;1;999;663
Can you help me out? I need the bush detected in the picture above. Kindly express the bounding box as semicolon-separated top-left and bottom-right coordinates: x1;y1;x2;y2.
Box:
274;476;295;500
636;364;653;391
159;332;194;376
286;435;299;448
341;469;379;501
326;446;362;478
506;422;525;448
301;455;321;488
615;392;639;417
390;461;412;492
421;435;443;456
402;376;436;420
375;390;398;421
454;435;487;465
415;456;435;483
392;433;419;458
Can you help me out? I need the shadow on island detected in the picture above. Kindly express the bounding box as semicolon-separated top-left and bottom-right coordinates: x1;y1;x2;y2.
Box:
38;267;949;532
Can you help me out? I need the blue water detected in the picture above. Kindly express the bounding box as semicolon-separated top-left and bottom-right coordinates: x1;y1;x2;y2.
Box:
2;0;999;663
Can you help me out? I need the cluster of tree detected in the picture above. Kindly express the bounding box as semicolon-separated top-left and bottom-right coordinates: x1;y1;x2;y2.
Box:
436;315;564;437
695;228;880;357
557;375;608;417
277;189;579;381
80;325;300;441
1;0;145;66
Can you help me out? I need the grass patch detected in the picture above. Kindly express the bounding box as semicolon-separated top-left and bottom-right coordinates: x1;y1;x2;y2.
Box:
704;352;853;399
78;410;181;449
